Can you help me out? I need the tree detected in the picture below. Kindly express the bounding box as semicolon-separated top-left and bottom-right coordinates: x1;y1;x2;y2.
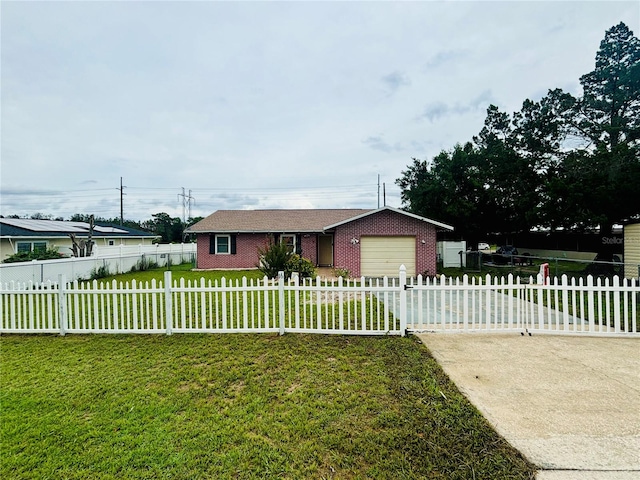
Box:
511;91;568;171
544;22;640;232
575;22;640;151
30;213;53;220
69;214;146;231
69;215;95;257
398;22;640;238
143;213;184;243
397;143;489;245
473;106;542;234
398;105;544;243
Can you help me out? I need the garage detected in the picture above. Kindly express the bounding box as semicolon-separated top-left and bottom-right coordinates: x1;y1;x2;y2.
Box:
360;236;416;277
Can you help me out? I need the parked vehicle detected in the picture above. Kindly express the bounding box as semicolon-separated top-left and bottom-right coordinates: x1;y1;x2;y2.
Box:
584;253;623;277
493;245;519;265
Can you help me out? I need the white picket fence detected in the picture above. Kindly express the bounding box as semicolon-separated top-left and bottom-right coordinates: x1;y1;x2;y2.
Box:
404;273;639;336
0;243;196;284
0;271;402;336
1;266;638;337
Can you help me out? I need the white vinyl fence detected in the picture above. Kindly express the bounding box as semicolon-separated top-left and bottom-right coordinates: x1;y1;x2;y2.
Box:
0;271;402;336
1;266;638;337
0;243;196;284
404;273;639;336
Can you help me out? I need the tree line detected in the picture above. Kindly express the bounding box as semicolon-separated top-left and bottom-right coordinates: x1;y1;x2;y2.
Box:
396;22;640;249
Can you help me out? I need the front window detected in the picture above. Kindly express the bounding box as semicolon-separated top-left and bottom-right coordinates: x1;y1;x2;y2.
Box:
280;234;295;253
216;235;230;254
16;241;47;253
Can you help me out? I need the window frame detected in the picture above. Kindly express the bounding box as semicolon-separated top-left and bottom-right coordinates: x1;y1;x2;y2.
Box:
280;234;296;253
215;234;231;255
16;241;48;254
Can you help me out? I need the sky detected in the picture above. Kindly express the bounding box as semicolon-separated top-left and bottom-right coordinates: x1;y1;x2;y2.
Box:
1;0;639;222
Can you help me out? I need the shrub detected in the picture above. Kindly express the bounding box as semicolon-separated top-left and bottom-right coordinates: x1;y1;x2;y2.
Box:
89;264;111;280
3;247;63;263
258;239;316;279
130;255;159;272
286;254;316;279
333;267;350;278
258;239;292;279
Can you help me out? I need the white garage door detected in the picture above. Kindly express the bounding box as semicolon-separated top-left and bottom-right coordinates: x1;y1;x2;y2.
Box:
360;236;416;277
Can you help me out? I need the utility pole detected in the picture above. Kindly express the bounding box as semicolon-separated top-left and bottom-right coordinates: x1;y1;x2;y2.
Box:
377;174;380;209
188;189;195;220
118;177;126;225
179;187;186;224
178;188;195;223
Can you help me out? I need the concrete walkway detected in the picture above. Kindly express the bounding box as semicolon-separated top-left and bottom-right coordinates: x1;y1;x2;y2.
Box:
415;333;640;480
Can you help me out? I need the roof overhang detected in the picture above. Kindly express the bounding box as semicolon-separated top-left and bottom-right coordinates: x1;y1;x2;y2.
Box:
185;229;323;234
323;206;454;231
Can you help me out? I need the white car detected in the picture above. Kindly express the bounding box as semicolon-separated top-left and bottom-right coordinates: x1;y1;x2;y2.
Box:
478;242;490;251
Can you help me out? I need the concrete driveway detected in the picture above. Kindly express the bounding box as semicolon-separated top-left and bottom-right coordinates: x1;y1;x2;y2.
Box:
416;333;640;479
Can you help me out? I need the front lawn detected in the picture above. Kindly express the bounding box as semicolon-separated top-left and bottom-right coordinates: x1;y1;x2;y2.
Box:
1;334;536;479
93;262;265;285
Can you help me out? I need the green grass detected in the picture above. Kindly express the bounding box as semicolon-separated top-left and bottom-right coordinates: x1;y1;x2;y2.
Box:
91;262;266;285
1;335;536;479
440;260;593;281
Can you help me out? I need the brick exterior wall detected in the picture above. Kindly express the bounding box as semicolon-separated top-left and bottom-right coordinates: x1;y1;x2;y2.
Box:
300;235;318;265
196;233;318;269
195;210;439;276
333;210;438;277
196;233;271;269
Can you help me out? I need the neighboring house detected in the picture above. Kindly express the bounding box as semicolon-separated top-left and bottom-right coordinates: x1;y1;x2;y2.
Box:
0;218;157;261
186;206;454;277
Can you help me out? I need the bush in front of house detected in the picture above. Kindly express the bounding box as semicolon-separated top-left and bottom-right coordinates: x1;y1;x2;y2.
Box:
258;240;316;279
286;254;316;279
3;247;64;263
258;240;292;278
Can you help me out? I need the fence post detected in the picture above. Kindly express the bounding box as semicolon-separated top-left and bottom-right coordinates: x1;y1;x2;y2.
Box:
58;274;67;336
613;275;621;333
31;259;38;284
164;271;173;335
278;271;285;335
399;265;407;336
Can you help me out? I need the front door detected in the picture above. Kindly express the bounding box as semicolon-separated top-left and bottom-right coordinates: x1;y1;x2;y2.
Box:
318;235;333;266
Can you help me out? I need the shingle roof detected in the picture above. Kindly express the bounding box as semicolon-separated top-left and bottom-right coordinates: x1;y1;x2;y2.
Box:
186;209;372;233
185;207;454;233
324;206;454;231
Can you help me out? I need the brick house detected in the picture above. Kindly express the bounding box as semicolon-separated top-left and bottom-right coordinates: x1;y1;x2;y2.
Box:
186;206;453;277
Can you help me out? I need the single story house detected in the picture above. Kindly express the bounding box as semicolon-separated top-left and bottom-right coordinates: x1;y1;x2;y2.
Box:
0;218;157;261
186;206;454;277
